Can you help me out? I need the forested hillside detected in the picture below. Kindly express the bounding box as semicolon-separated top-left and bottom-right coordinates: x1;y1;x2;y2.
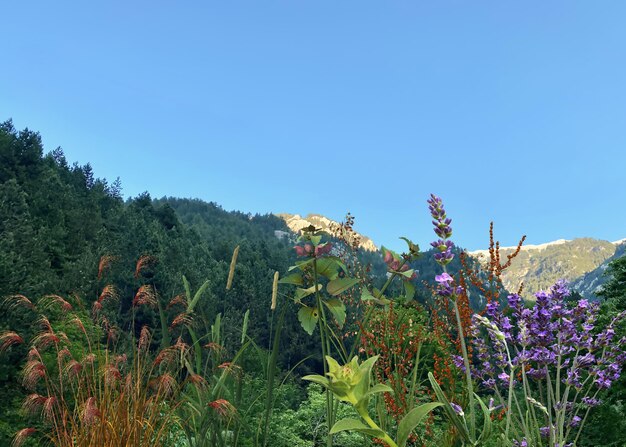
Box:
0;120;302;443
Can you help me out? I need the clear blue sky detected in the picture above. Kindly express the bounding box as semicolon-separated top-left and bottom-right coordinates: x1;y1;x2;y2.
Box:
2;1;625;252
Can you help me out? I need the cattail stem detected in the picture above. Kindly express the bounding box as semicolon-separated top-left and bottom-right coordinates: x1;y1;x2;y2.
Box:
271;271;279;310
226;245;240;290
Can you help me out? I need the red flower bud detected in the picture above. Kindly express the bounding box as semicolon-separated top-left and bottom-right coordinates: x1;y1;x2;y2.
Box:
294;246;306;257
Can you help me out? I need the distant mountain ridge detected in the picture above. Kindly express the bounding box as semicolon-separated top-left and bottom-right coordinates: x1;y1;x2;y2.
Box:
276;213;378;252
468;238;626;299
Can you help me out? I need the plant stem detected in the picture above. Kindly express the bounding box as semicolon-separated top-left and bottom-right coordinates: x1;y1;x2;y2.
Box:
452;298;476;439
359;411;399;447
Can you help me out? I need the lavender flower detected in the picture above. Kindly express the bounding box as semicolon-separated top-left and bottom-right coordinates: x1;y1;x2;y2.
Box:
427;194;455;266
465;279;626;446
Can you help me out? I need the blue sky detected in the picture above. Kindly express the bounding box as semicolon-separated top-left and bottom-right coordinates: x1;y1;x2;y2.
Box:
2;1;625;252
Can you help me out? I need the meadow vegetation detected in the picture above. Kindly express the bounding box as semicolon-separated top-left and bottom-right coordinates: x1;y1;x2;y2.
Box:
1;121;626;446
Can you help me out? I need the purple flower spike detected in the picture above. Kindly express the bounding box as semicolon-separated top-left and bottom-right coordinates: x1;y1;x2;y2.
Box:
427;194;454;265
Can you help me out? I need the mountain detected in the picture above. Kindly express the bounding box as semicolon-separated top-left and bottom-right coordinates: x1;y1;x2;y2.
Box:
276;213;378;252
571;241;626;299
468;238;625;298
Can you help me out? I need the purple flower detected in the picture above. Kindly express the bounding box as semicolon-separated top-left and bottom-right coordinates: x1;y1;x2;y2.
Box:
498;372;510;383
427;194;454;265
450;402;464;416
435;272;453;285
581;396;601;407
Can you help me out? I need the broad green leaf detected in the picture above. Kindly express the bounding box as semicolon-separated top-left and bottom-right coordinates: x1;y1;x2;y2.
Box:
395;269;415;278
327;277;360;296
323;298;346;327
397;402;443;447
329;418;386;438
278;273;304;286
315;258;340;280
310;235;322;245
298;306;319;335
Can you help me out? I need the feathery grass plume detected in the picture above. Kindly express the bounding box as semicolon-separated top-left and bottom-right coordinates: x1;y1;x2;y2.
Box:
42;396;57;422
22;359;46;390
68;315;87;337
98;285;118;304
167;293;187;309
135;254;156;278
22;393;47;416
2;294;35;312
97;254;117;280
0;331;24;352
40;294;73;312
226;245;240;290
64;360;82;379
12;428;36;447
208;398;236;420
103;363;122;385
132;285;157;307
271;271;279;310
155;372;177;397
138;325;151;351
80;396;100;425
170;312;193;329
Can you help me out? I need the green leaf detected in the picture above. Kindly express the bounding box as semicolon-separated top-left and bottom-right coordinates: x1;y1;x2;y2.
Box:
315;258;340;280
403;281;415;301
361;288;390;305
323;298;347;327
364;383;393;398
327;277;360;296
297;306;319;335
400;237;420;259
188;280;211;313
475;393;493;445
182;275;191;301
397;402;443;447
288;258;314;271
329;418;386;438
310;235;322;245
278;273;304;286
396;269;415;278
294;284;322;302
302;374;329;387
